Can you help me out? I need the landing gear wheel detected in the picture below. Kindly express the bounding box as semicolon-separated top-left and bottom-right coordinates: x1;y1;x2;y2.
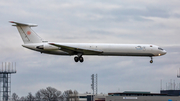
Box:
74;53;84;63
150;60;153;63
79;57;84;63
74;57;79;62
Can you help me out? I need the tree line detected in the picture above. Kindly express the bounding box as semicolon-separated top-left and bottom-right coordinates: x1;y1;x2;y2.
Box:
12;86;79;101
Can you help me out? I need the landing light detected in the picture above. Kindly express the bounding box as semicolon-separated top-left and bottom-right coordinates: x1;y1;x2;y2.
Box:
158;54;161;56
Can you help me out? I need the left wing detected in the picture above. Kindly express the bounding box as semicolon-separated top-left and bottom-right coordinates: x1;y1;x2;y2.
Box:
49;43;103;55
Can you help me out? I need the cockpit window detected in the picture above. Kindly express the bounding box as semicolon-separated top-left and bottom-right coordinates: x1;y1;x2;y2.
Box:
158;47;163;50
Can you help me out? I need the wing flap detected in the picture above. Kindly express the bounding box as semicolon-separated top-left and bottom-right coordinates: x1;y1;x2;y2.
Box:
49;43;103;55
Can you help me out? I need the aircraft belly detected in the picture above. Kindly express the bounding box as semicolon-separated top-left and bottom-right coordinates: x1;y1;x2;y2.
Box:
101;52;154;56
101;47;154;56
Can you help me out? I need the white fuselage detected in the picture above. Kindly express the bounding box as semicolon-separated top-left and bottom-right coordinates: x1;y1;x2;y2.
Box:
10;21;167;63
22;43;166;57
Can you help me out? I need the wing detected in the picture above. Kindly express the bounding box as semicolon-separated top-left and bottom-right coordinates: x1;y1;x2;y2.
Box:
49;43;103;55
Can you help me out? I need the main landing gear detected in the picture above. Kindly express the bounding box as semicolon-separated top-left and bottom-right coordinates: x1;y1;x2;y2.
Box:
74;53;84;63
150;57;153;63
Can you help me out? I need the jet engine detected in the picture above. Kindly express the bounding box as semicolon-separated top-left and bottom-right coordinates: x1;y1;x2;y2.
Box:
36;44;59;50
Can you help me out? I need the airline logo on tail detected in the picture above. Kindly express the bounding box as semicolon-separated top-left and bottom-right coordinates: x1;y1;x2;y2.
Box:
27;31;31;35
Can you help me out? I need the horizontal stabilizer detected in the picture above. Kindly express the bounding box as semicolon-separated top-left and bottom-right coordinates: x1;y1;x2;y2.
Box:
9;21;38;27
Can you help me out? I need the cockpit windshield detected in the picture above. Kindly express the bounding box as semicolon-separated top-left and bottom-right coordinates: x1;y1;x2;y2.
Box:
158;47;164;50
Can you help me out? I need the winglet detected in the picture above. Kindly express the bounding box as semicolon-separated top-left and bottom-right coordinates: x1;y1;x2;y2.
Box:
9;21;38;27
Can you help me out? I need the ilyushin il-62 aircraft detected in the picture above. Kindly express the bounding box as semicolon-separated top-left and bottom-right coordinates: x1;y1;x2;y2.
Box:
10;21;166;63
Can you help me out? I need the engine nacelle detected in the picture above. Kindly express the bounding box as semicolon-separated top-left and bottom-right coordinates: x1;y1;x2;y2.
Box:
36;44;59;50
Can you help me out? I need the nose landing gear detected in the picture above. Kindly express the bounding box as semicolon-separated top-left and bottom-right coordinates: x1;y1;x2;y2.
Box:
150;57;153;63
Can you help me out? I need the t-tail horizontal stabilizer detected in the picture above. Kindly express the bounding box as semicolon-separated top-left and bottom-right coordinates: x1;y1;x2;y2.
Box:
10;21;38;27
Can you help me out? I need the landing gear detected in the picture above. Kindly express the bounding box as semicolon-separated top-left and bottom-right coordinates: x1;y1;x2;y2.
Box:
150;57;153;63
74;57;79;62
74;53;84;63
79;57;84;62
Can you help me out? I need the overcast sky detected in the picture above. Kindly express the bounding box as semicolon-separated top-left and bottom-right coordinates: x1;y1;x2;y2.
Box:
0;0;180;97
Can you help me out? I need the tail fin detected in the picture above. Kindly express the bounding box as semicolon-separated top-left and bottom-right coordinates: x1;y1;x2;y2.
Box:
10;21;42;44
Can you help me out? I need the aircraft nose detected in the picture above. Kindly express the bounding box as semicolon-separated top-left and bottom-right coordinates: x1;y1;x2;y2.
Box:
162;50;167;55
158;50;167;56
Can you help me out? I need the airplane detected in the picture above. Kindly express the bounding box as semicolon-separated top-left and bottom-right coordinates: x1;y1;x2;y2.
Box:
10;21;167;63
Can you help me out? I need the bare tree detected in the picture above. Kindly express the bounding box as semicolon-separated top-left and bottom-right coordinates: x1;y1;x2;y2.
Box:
26;92;35;101
59;95;64;101
63;90;79;101
35;91;41;101
38;86;62;101
63;90;73;101
19;96;26;101
73;90;78;101
12;93;19;101
13;87;77;101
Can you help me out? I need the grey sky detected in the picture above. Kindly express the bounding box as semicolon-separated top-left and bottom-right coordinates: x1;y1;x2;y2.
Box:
0;0;180;97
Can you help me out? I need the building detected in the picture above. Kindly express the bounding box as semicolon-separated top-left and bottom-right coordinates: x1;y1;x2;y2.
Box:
94;91;180;101
161;90;180;96
72;90;180;101
70;94;107;101
78;94;93;101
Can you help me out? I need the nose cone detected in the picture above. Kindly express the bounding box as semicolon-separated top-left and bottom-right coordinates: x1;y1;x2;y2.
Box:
157;47;167;56
162;50;167;55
